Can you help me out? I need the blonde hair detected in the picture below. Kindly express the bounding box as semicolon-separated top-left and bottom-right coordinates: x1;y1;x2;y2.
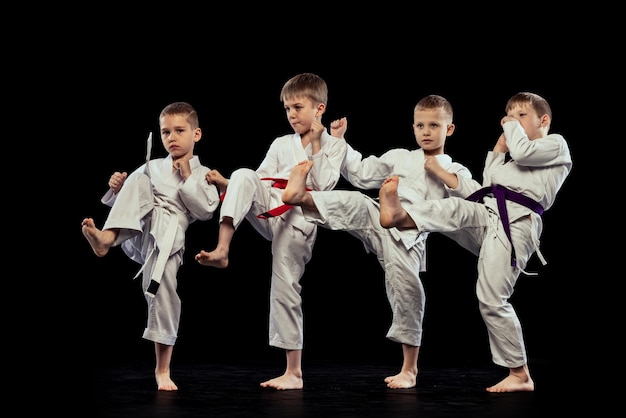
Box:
280;73;328;106
414;95;453;121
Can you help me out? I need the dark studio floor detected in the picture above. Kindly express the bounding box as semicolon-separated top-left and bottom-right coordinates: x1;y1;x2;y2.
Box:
80;207;583;418
90;359;571;418
83;231;581;418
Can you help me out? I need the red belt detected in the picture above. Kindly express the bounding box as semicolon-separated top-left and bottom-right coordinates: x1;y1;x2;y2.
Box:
257;178;309;219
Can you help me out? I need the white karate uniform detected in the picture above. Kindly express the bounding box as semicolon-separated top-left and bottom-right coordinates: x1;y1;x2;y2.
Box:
219;130;346;350
302;145;475;346
101;155;220;346
404;120;573;368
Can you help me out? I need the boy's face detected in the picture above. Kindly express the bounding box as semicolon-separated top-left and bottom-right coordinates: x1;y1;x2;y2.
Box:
412;108;454;155
283;96;321;136
506;104;546;141
159;114;201;161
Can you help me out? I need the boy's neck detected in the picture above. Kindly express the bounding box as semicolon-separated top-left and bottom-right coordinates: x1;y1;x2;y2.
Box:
423;150;444;157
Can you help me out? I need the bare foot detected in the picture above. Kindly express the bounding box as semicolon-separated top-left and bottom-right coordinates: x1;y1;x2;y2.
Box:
81;218;116;257
384;370;417;389
379;176;405;228
282;160;313;205
156;370;178;391
486;372;534;393
260;372;303;390
195;249;229;268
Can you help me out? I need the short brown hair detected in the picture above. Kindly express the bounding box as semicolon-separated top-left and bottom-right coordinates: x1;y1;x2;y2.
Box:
160;102;199;129
505;92;552;120
280;73;328;106
414;95;453;121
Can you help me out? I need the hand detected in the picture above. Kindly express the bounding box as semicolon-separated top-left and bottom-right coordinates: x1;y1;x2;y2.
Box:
173;158;192;180
206;169;228;191
330;117;347;139
424;156;443;174
108;171;128;194
493;133;509;153
310;117;324;142
500;115;517;126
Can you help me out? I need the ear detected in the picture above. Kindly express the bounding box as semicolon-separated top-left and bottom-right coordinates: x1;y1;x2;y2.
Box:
315;103;326;118
540;114;550;128
446;123;456;136
193;127;202;142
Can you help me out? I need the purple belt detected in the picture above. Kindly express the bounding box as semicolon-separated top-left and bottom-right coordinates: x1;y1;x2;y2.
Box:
466;185;543;267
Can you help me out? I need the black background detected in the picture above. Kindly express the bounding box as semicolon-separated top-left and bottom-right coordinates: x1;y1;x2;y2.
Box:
65;13;591;378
